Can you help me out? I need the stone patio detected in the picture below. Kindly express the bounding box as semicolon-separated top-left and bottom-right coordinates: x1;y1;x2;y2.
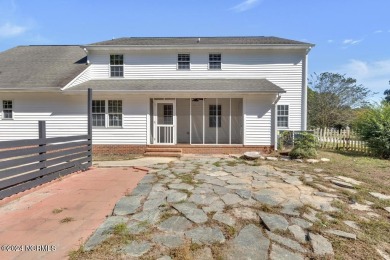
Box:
83;155;387;259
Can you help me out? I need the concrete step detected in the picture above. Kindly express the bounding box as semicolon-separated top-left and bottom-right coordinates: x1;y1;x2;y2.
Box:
144;152;182;158
145;147;182;153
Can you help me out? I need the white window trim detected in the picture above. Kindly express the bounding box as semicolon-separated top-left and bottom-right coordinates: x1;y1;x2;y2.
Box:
208;53;222;70
2;99;14;120
92;99;123;128
109;54;124;78
177;53;191;70
277;104;290;129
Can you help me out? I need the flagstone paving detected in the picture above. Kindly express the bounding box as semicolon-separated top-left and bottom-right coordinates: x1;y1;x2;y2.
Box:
82;156;388;259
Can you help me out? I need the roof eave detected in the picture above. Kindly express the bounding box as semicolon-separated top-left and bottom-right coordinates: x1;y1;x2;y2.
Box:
63;89;286;94
82;44;314;51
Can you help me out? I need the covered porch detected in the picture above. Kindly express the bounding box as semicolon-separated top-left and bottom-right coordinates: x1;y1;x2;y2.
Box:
151;98;243;145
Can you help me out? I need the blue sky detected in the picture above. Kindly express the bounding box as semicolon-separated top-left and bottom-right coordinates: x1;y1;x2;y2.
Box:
0;0;389;101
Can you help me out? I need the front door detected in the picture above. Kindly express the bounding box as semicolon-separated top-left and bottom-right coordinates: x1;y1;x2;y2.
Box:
153;100;176;144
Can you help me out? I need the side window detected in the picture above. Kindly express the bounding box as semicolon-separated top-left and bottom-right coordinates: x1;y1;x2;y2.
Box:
110;54;124;77
2;100;13;119
209;105;221;127
277;105;289;128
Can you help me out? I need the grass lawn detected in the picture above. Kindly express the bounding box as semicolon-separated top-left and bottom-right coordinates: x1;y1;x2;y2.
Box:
267;150;390;260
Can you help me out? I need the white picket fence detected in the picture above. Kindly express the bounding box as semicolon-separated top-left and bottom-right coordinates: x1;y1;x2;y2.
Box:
312;128;369;153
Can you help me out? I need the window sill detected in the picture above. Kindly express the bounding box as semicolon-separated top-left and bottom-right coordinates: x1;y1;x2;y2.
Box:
1;118;14;120
110;76;124;78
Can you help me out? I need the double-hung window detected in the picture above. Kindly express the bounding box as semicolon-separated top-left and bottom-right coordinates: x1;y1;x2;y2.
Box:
277;105;289;128
110;54;124;77
209;105;221;128
108;100;123;127
209;53;221;70
92;100;105;127
178;54;190;70
92;100;123;127
2;100;13;119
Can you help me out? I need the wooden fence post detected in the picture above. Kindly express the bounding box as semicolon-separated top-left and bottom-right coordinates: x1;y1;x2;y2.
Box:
38;121;47;171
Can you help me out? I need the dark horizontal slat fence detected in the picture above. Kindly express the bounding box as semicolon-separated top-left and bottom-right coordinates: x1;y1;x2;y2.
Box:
0;88;93;199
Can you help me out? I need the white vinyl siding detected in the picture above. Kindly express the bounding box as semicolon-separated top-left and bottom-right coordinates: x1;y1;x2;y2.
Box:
0;93;148;144
244;95;274;145
84;49;303;131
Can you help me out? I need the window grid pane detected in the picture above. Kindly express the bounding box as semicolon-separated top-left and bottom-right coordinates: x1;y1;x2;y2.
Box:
209;54;221;70
92;100;105;126
277;105;289;127
110;54;124;77
178;54;190;70
2;100;13;119
108;100;123;127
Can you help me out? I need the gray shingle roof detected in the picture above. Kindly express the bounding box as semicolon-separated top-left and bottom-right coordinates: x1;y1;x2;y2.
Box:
90;36;312;46
0;46;88;90
66;79;286;93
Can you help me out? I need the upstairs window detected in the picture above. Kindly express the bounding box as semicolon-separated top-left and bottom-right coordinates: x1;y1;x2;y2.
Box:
177;54;190;70
108;100;123;127
2;100;13;119
209;53;221;70
209;105;221;127
92;100;105;127
277;105;289;128
110;54;124;77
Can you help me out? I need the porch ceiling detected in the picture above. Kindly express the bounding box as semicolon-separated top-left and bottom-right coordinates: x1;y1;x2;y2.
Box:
65;79;286;93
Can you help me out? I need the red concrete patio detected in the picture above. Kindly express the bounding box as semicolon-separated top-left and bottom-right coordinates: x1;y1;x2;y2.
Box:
0;167;147;260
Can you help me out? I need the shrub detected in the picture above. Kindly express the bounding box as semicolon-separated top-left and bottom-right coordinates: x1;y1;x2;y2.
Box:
353;104;390;158
289;132;318;159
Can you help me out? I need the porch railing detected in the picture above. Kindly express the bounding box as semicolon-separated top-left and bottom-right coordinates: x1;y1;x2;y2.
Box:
157;125;174;144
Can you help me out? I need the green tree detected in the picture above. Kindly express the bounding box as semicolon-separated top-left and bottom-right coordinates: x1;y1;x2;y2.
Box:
353;103;390;158
384;89;390;103
308;72;373;129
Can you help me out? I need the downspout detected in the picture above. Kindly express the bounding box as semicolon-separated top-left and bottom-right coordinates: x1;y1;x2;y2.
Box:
302;48;310;130
273;93;282;150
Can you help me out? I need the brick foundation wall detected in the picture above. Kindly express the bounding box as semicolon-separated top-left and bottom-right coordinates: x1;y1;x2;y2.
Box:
93;145;147;155
93;144;273;155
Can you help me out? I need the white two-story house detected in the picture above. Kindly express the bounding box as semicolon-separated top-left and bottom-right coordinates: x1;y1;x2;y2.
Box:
0;37;314;155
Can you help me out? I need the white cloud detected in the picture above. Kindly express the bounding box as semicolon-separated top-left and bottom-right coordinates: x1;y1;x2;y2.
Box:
342;39;363;45
339;59;390;100
373;30;382;34
327;39;334;43
231;0;262;12
0;22;27;38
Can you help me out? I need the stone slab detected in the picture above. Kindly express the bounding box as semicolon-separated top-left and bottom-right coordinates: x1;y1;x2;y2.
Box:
173;203;208;224
259;212;289;231
113;196;143;216
270;244;304;260
223;224;270;260
185;227;225;245
309;233;334;256
157;216;193;232
325;229;357;240
370;192;390;200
